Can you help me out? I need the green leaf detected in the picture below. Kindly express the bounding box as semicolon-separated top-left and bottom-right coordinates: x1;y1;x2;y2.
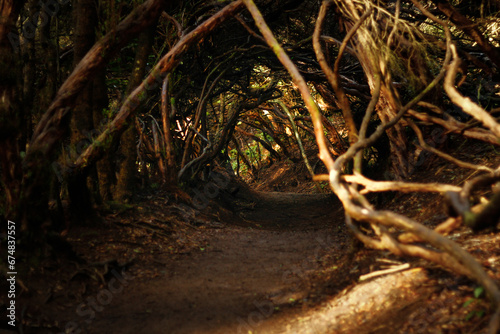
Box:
463;298;474;308
474;286;484;298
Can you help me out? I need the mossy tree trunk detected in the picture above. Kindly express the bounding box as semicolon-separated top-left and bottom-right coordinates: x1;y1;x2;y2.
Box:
115;24;157;202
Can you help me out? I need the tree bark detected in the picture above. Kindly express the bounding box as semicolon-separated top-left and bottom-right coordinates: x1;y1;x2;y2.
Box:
21;0;38;147
38;13;58;113
93;75;114;203
67;0;98;225
116;24;157;202
0;0;26;225
161;74;178;185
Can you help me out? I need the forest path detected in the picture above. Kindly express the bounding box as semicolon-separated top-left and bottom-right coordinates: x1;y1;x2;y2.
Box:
86;192;353;334
80;191;431;334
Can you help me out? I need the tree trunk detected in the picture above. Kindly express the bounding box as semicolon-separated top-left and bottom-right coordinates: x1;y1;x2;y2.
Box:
334;0;412;179
0;1;25;226
162;74;178;185
38;12;58;115
21;0;38;147
93;71;114;202
116;24;156;202
68;0;98;225
374;87;410;179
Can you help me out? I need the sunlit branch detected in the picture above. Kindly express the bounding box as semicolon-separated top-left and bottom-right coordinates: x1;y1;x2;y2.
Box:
398;216;461;244
313;0;362;145
329;1;500;331
343;174;462;194
444;44;500;139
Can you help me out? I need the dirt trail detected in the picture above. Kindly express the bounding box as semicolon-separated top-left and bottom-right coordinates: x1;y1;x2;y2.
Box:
88;228;343;333
82;192;349;334
52;191;434;334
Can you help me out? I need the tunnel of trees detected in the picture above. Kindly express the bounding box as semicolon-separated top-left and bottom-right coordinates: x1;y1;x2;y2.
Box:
2;0;500;332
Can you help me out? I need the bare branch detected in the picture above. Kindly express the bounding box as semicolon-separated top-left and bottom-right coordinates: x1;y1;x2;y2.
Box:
273;100;315;178
398;216;461;244
162;11;184;38
444;44;500;138
432;0;500;69
235;14;265;42
161;74;177;183
343;173;462;194
359;263;411;281
461;169;500;201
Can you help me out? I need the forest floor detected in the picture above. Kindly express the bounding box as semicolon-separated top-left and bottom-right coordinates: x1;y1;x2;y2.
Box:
4;138;500;334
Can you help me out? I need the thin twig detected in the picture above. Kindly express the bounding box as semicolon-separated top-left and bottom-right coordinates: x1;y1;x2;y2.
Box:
162;11;184;38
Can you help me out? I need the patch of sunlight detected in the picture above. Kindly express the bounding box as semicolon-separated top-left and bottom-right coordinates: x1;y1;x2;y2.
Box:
486;20;500;47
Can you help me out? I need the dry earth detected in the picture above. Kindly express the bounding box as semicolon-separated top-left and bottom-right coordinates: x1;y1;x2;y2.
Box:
5;139;500;334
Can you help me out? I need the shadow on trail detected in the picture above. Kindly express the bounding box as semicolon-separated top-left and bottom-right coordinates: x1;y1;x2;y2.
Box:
82;183;432;334
87;204;349;334
82;179;355;334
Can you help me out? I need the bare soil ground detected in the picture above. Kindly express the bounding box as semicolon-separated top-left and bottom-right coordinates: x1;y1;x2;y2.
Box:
3;137;500;334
